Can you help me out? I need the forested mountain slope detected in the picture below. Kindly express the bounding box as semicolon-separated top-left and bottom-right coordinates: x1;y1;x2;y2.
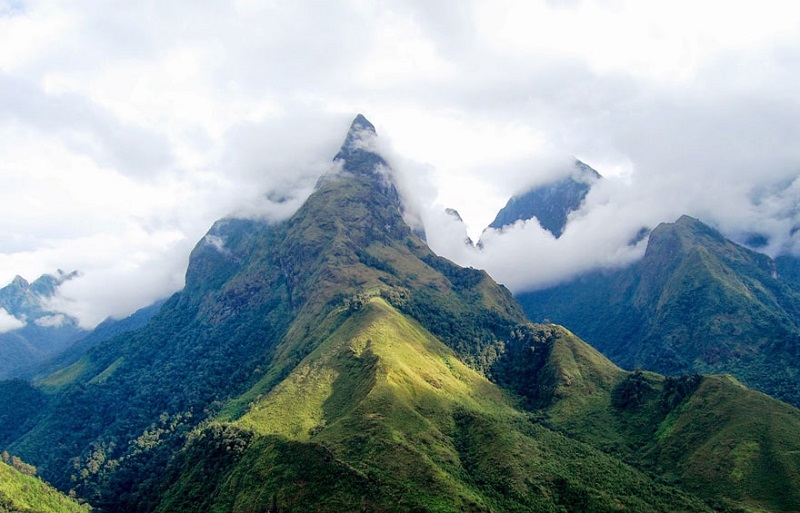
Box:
519;215;800;407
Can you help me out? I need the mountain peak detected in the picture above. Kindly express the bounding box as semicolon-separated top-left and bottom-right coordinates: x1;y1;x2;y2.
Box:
572;158;602;182
339;114;378;151
30;270;79;298
675;214;700;226
651;215;726;249
486;159;601;238
10;275;29;289
350;113;375;133
4;271;79;296
332;114;387;177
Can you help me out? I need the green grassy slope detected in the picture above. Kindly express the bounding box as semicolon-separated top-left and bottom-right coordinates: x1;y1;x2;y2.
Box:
515;325;800;512
654;376;800;512
156;298;711;512
0;460;88;513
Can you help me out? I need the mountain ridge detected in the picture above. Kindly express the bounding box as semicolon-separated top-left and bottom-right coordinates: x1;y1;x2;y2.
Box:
1;117;800;511
518;214;800;407
157;296;715;512
518;325;800;512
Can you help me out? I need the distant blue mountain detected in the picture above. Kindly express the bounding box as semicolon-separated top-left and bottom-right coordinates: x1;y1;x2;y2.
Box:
0;271;86;379
487;159;601;237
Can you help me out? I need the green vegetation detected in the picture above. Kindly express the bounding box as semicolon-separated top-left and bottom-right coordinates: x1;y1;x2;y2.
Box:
37;357;91;392
1;217;296;509
519;215;800;407
0;458;88;512
511;324;800;512
156;298;711;512
0;380;47;447
87;358;124;385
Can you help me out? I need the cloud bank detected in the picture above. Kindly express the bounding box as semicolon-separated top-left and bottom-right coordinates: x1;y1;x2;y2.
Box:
403;150;800;293
1;0;800;324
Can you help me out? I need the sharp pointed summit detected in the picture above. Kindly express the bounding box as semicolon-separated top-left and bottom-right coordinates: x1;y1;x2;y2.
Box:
349;113;376;132
314;114;404;226
10;275;29;289
332;114;388;177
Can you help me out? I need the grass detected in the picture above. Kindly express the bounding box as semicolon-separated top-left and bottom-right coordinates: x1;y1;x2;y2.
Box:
36;357;91;393
0;460;88;512
87;357;124;385
236;298;517;436
654;375;800;511
164;298;713;512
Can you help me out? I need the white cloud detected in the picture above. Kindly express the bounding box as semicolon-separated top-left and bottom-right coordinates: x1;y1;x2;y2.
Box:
34;313;66;328
203;235;228;254
415;171;653;292
1;0;800;324
407;145;800;293
0;308;25;333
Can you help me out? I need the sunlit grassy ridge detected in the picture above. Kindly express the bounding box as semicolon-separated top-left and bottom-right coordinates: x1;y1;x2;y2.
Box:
154;298;712;512
0;460;88;513
238;298;510;438
36;357;91;392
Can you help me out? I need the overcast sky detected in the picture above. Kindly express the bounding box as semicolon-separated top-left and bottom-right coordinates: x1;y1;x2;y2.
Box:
2;0;800;327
